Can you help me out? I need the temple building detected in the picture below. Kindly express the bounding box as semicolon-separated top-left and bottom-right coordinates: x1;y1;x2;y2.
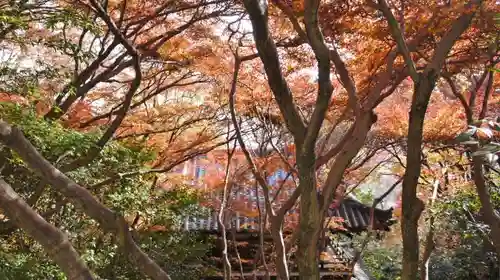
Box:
163;150;396;279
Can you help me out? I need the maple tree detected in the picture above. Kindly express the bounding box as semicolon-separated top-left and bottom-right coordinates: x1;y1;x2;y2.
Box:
0;0;238;279
0;0;498;279
228;0;498;279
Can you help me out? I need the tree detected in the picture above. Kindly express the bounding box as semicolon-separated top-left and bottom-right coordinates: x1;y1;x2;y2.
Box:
0;178;94;280
372;0;490;278
0;0;498;278
233;0;496;278
0;0;237;279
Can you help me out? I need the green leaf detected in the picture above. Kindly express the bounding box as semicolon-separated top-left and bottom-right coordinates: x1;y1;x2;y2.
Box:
455;129;477;143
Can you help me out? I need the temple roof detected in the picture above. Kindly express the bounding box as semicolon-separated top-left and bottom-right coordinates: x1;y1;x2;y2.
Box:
327;197;394;232
182;197;395;234
179;195;391;279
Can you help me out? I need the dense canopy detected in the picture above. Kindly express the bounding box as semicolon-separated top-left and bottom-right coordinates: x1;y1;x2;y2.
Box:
0;0;498;279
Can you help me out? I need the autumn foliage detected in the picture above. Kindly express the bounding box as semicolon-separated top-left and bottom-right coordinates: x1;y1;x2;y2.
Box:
0;0;498;279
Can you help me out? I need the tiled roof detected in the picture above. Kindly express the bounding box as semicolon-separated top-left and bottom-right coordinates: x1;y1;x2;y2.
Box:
327;198;394;232
171;154;395;234
183;197;394;233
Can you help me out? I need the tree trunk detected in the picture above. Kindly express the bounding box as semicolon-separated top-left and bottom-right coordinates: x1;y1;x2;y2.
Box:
255;184;271;280
379;2;479;278
419;179;440;280
401;73;435;280
0;121;172;280
472;155;500;256
297;160;321;279
230;227;245;279
0;179;95;280
217;207;231;280
270;216;291;280
217;143;234;279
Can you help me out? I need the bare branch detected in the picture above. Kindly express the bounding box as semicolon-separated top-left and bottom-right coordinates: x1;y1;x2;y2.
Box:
302;0;335;152
419;178;440;280
376;0;418;81
88;0;139;56
228;54;291;279
218;135;236;279
426;0;482;72
242;0;306;141
90;139;232;189
329;48;360;116
442;74;473;123
479;70;494;120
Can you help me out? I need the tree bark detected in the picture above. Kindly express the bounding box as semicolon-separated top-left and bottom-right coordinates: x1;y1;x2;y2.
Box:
419;179;440;280
217;140;235;279
296;159;321;280
228;54;293;280
269;215;292;280
472;154;500;256
389;2;480;278
230;226;245;279
479;70;494;120
0;179;95;280
0;121;172;280
255;183;271;280
400;73;433;280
